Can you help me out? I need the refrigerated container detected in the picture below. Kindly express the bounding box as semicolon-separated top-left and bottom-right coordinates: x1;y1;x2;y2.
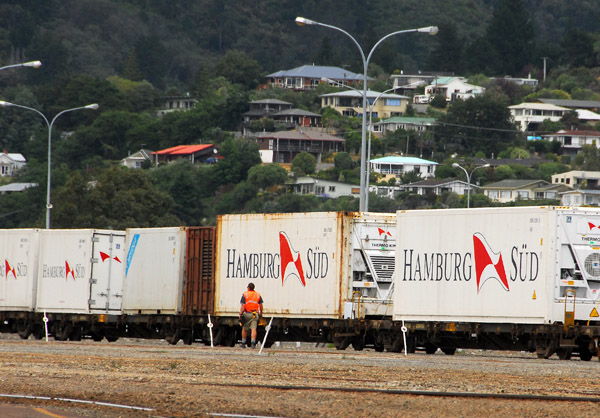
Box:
393;207;600;324
0;229;39;311
36;229;126;314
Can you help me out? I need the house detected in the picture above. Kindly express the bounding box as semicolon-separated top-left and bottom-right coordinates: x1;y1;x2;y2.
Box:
396;178;475;196
538;99;600;113
490;75;538;88
254;129;344;164
481;179;567;203
0;182;38;194
320;90;409;118
265;65;367;91
369;156;437;180
416;77;485;103
156;94;198;117
242;99;321;133
560;189;600;207
121;149;154;169
373;116;436;135
551;170;600;189
508;102;569;132
152;144;217;165
542;130;600;159
287;176;359;198
390;71;453;96
0;152;26;176
368;184;401;199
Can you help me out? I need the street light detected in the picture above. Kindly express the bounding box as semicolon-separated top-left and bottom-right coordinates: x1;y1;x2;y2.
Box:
321;77;398;210
452;163;490;208
0;61;42;71
297;17;438;211
0;101;99;228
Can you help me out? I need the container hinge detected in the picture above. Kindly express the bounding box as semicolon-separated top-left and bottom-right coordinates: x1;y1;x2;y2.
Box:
91;258;98;263
90;278;97;284
89;299;95;305
92;236;100;243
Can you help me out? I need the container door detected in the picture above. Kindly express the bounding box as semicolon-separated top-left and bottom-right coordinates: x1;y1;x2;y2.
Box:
184;227;216;315
89;232;126;312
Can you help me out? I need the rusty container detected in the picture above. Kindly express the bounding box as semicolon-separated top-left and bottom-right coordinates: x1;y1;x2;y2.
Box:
183;227;216;315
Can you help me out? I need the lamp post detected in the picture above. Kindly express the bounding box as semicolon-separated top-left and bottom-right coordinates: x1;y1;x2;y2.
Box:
0;101;99;228
0;61;42;71
296;17;437;211
452;163;490;208
321;77;398;210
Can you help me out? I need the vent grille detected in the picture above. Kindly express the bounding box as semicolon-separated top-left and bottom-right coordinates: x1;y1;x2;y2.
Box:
584;253;600;277
370;256;395;282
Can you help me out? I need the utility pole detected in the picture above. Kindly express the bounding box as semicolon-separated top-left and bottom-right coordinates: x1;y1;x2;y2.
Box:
541;57;548;82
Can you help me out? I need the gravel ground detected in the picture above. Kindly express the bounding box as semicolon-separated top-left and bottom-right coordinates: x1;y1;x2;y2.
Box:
0;334;599;418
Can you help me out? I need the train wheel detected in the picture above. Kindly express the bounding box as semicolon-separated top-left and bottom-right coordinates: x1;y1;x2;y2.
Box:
557;348;572;360
68;327;82;341
425;343;438;355
17;323;32;340
351;336;365;351
32;326;45;340
53;323;71;341
579;347;593;362
404;336;416;354
334;337;351;350
90;332;104;342
165;329;181;345
105;335;119;342
182;330;193;345
441;347;456;355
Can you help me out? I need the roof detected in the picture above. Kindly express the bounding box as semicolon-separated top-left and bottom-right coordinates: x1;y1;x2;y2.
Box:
257;129;344;142
153;144;214;155
320;89;408;99
544;130;600;137
481;179;549;189
273;108;321;117
401;178;470;187
0;153;26;162
560;189;600;196
576;109;600;121
249;99;292;105
0;182;38;192
370;156;438;165
266;65;368;81
508;102;569;111
538;99;600;109
552;170;600;178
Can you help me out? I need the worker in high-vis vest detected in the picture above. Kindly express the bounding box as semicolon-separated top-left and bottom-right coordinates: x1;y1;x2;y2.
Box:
238;282;263;348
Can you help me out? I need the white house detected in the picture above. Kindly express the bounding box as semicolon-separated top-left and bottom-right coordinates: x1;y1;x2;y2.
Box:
369;156;437;179
508;102;570;132
560;189;600;207
372;117;436;135
481;179;568;203
121;149;154;169
0;152;26;177
396;178;475;196
156;94;198;117
320;90;409;118
542;130;600;159
551;170;600;189
287;176;359;198
416;77;485;103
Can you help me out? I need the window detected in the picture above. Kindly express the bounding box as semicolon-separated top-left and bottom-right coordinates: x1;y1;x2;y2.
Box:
328;186;336;192
564;137;572;145
500;191;511;199
316;186;325;195
386;99;401;106
517;191;529;199
487;191;499;199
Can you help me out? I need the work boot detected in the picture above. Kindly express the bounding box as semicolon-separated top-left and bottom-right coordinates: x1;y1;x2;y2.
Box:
251;340;257;349
239;342;246;348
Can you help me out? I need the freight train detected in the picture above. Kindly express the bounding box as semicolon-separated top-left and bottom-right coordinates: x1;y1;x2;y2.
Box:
1;208;599;361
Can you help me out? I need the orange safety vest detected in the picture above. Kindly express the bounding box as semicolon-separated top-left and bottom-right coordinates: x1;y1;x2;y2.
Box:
243;290;261;313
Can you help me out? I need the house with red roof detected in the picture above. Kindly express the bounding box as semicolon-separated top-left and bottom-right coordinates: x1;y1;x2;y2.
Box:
541;129;600;160
254;129;344;164
152;144;218;165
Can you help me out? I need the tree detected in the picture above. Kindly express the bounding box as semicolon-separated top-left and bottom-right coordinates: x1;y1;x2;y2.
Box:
334;152;354;171
212;138;262;186
215;50;263;90
52;167;179;229
292;152;316;176
427;22;463;73
247;163;288;190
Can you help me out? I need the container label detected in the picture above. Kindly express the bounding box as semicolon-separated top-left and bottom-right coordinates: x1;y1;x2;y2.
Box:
125;234;140;276
1;259;28;279
42;261;85;280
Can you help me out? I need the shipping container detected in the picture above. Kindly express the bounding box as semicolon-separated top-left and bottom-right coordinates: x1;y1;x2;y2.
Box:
394;207;600;324
35;229;126;314
183;227;216;316
122;227;186;314
0;229;39;311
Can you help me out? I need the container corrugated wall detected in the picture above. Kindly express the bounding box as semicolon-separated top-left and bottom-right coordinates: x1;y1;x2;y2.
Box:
184;227;216;315
0;229;39;311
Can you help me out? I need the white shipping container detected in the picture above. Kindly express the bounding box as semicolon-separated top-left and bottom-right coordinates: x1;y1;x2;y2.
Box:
394;207;600;324
215;212;352;318
0;229;39;311
36;229;126;314
122;227;186;314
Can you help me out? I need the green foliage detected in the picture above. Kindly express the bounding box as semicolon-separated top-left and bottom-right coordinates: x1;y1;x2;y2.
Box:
247;164;288;190
292;152;316;176
52;167;179;229
334;152;354;171
212;138;261;186
429;95;447;109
